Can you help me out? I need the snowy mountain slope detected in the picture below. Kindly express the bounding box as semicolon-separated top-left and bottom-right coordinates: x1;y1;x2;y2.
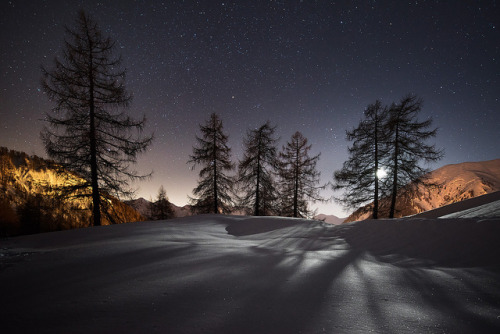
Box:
346;159;500;221
1;211;499;333
414;159;500;210
412;190;500;219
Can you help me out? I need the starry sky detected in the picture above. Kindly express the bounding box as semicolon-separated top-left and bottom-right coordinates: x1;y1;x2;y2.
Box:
1;0;499;217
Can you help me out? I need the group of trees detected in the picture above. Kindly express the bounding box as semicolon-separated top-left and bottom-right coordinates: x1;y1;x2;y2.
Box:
38;10;323;224
37;11;442;227
334;95;443;219
188;114;325;218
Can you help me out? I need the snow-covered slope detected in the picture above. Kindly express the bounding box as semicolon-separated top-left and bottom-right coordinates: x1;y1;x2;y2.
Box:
1;211;499;333
347;159;500;221
412;190;500;219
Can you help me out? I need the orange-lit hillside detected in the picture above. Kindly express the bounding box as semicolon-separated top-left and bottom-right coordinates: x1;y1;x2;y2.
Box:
0;147;143;236
346;159;500;222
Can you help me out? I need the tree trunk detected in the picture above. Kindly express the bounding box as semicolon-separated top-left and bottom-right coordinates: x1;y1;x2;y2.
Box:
373;145;379;219
89;109;101;226
293;142;299;218
87;37;101;226
213;132;218;214
373;113;379;219
389;125;399;218
255;133;261;216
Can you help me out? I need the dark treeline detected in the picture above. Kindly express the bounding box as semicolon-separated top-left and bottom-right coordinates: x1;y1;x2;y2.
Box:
188;113;326;218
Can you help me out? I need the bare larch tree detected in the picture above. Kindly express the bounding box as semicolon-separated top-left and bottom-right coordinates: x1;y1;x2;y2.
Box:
188;113;234;214
386;94;443;218
41;11;153;226
334;100;390;219
279;131;324;218
237;121;280;216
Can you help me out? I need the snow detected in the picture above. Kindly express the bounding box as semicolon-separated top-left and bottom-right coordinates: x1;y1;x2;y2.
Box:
1;212;500;333
441;200;500;218
412;191;500;219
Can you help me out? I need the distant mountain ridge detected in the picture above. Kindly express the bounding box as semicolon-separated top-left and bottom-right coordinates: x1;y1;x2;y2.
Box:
126;197;344;223
125;197;192;220
345;159;500;222
314;214;345;225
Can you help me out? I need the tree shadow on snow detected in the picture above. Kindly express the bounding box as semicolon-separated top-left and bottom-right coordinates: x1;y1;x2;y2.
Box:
338;218;500;268
3;217;500;333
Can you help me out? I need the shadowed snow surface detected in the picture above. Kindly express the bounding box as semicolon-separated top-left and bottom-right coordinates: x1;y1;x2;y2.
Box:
1;214;500;333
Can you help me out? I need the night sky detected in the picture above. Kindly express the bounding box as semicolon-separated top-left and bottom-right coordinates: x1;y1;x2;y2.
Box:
1;1;499;217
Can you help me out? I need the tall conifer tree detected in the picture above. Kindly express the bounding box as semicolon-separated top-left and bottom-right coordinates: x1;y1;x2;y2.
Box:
279;132;324;218
188;113;234;214
386;95;443;218
41;11;152;226
237;122;279;216
153;185;175;220
334;101;390;218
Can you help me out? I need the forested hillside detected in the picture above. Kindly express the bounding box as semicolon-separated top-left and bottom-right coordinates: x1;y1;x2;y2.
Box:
0;147;143;236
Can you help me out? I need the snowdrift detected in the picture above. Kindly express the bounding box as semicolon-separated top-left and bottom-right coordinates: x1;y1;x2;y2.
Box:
1;212;500;333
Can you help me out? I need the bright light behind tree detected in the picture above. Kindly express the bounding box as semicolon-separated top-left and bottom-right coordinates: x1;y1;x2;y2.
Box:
377;168;388;179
